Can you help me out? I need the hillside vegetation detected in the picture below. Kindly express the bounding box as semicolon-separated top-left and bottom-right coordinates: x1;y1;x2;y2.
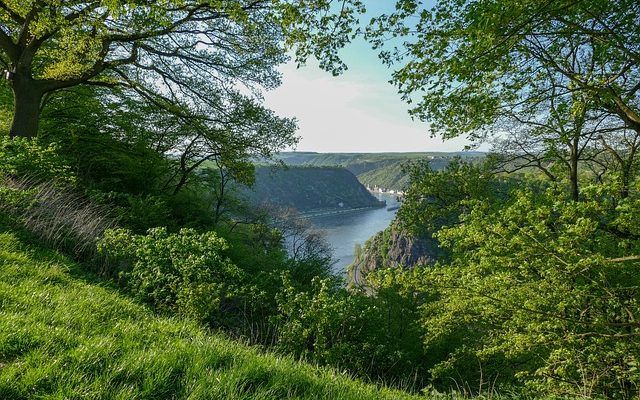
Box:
1;0;639;398
243;166;384;212
0;227;418;400
274;152;485;191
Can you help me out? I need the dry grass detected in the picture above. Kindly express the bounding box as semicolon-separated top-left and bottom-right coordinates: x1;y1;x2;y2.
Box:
1;176;115;259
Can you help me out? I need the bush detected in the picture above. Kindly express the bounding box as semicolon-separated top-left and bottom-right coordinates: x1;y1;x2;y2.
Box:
275;272;426;390
98;227;251;325
0;137;74;184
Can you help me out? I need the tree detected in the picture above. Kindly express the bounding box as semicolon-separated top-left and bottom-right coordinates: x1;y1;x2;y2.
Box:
367;0;640;197
397;158;512;236
0;0;364;138
162;96;298;197
417;185;640;397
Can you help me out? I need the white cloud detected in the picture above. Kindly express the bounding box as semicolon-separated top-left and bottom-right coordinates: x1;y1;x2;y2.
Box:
263;61;471;153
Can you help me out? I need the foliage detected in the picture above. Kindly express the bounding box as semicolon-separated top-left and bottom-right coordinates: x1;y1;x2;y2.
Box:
367;0;640;138
414;185;640;397
0;0;365;138
366;0;640;199
96;222;335;344
36;87;179;189
0;229;420;400
0;136;74;184
356;161;410;191
89;191;173;234
0;138;112;259
36;86;289;231
275;271;427;390
398;158;513;236
266;207;334;284
98;227;248;325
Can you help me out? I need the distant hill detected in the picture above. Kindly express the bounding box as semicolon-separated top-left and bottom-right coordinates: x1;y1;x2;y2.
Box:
243;166;384;212
272;152;485;191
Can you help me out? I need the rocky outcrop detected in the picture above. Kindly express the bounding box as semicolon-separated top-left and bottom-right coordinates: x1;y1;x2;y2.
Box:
349;221;444;286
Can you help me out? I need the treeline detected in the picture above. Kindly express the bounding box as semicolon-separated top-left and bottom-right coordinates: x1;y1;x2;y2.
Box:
276;151;483;192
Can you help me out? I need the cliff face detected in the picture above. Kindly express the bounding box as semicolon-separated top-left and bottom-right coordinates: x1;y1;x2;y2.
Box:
350;221;444;284
244;166;384;212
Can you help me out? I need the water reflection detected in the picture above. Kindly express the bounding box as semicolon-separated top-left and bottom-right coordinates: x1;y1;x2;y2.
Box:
306;193;401;275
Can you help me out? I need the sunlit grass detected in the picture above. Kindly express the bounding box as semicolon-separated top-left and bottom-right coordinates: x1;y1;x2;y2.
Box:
0;230;421;400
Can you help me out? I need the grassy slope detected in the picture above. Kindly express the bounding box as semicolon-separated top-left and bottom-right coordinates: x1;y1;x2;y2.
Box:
0;229;419;400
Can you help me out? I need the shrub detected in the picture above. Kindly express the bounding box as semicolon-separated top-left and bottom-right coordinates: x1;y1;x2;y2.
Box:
0;137;74;184
275;272;426;390
98;227;250;325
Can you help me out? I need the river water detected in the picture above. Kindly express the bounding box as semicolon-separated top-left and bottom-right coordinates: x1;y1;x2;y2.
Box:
305;192;401;275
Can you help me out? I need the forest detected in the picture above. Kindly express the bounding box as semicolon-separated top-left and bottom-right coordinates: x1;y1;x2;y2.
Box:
0;0;639;399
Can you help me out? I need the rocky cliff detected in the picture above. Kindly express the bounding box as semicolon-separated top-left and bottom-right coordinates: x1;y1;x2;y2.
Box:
349;221;444;285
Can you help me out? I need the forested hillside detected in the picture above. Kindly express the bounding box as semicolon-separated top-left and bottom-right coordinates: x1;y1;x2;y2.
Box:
275;152;484;191
243;166;384;212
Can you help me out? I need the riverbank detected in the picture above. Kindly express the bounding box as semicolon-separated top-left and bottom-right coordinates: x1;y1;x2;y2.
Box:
307;193;401;274
298;203;386;219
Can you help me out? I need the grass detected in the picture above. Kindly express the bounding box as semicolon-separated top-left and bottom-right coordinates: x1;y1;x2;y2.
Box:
0;228;422;400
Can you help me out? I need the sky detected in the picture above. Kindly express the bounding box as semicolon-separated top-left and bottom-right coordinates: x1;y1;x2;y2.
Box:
263;3;472;153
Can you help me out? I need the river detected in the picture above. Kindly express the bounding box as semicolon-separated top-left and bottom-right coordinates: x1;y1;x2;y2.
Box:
305;192;401;275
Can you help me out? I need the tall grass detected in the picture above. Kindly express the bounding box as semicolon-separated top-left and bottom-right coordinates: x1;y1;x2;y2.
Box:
1;176;114;260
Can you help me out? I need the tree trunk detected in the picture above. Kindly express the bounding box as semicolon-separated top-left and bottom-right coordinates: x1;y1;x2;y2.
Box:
620;167;630;199
569;138;579;201
9;75;43;139
569;161;579;201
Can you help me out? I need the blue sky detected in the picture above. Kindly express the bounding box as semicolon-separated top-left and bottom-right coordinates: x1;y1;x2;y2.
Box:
263;1;472;153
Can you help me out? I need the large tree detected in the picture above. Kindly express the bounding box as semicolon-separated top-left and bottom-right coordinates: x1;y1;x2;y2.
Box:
0;0;364;138
367;0;640;196
368;0;639;137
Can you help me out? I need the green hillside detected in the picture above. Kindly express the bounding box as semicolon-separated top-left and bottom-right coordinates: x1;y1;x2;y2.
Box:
0;227;419;400
275;152;484;166
356;162;409;191
274;152;485;191
243;166;384;212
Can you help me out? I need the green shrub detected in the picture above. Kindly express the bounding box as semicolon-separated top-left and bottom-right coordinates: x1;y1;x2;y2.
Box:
0;137;74;184
98;227;250;325
275;272;426;390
